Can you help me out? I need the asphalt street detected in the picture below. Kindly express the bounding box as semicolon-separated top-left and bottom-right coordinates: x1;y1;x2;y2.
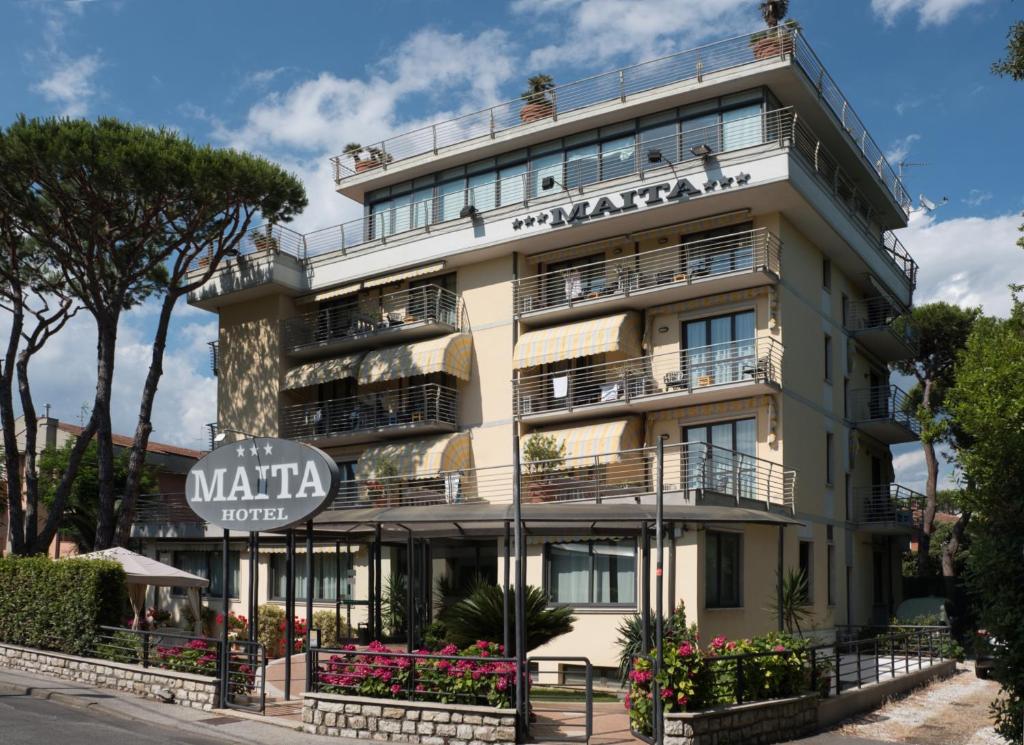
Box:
0;690;233;745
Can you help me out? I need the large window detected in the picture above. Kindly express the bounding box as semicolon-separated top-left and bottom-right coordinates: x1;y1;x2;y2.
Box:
171;550;239;598
545;540;636;606
706;531;742;608
684;418;757;500
683;310;756;389
269;552;354;602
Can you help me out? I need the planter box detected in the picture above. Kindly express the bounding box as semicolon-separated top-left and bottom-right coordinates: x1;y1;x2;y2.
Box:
664;693;818;745
304;692;517;745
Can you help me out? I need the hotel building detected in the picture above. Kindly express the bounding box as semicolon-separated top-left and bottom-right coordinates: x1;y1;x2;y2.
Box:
138;27;922;678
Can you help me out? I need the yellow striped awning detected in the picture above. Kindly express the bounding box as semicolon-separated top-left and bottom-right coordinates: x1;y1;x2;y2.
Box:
363;262;447;289
358;333;472;384
354;432;472;481
282;353;364;391
524;417;643;462
513;312;641;369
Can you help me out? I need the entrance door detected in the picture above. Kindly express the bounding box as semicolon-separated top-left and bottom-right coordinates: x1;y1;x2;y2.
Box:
683;418;756;499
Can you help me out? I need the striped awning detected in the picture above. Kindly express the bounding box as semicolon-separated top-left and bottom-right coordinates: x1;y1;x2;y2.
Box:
524;417;643;462
363;262;447;289
513;312;641;369
354;432;472;481
358;333;472;384
283;353;364;391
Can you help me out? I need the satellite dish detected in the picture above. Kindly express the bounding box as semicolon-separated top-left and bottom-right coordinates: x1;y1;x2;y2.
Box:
918;193;949;213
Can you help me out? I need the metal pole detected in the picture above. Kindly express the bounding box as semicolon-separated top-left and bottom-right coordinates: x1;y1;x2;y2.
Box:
220;529;231;707
406;529;414;652
335;540;342;644
777;526;785;632
248;532;257;644
374;525;383;639
285;530;295;700
305;521;314;691
367;534;376;641
668;521;677;615
251;532;259;645
512;445;527;737
655;438;665;745
641;522;650;656
503;521;511;655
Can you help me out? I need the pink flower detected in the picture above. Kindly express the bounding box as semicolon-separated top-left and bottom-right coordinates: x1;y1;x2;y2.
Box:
390;684;401;695
660;688;674;700
711;635;727;649
624;693;632;711
726;641;737;651
678;642;694;657
773;644;786;653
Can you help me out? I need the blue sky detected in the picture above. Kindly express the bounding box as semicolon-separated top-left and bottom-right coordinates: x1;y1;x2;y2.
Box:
1;0;1021;487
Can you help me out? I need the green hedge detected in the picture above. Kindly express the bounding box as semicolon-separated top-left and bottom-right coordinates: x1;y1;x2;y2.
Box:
0;556;127;655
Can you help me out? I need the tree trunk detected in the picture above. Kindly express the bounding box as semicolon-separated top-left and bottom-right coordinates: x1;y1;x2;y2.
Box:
0;300;25;555
33;413;98;554
16;348;39;549
115;292;176;546
917;379;939;578
93;317;120;551
941;510;971;577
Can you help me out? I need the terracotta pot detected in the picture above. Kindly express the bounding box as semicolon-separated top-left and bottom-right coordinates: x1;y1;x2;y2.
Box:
519;100;555;123
752;35;793;60
355;159;382;173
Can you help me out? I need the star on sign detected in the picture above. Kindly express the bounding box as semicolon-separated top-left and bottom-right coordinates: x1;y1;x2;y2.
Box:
249;444;259;456
236;445;245;458
263;442;273;455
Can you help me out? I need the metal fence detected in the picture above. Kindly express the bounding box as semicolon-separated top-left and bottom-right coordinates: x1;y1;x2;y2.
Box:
513;228;781;317
851;484;924;528
281;285;461;353
847;384;920;435
280;383;458;441
514;337;782;418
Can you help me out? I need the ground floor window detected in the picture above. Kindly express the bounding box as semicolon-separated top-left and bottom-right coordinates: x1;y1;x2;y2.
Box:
799;540;814;603
705;530;742;608
170;550;239;599
544;540;636;607
269;552;353;602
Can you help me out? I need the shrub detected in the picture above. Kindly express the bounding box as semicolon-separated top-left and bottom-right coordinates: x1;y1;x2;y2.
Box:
440;583;574;654
0;555;126;655
313;609;351;649
258;604;285;657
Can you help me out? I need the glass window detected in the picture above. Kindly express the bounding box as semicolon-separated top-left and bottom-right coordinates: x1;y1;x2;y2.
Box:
684;418;756;499
531;151;564;197
172;550;239;598
827;543;836;606
438;178;466;222
706;531;742;608
721;103;763;151
799;540;814;602
600;135;636;181
389;192;412;236
683;310;756;388
468;171;496;212
269;552;353;602
410;187;434;230
565;143;599;189
498;162;528;206
640;120;678;167
826;433;835;485
681;112;719;159
824;335;833;381
546;540;636;606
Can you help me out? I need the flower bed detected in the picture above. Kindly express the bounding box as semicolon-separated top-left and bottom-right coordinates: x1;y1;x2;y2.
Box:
315;640;515;709
627;632;812;736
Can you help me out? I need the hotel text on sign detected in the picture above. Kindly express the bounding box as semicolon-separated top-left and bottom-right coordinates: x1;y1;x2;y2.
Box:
185;437;339;531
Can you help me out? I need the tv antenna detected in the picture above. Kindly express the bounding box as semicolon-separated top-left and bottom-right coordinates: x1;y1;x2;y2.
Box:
897;160;929;181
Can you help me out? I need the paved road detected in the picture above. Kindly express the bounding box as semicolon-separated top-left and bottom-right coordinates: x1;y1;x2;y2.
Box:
0;690;233;745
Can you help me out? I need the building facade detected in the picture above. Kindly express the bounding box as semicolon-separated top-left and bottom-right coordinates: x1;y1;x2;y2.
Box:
140;27;923;676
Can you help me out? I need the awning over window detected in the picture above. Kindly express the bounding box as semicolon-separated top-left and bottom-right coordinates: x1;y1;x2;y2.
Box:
513;312;641;369
524;417;642;462
283;353;364;391
363;261;447;289
355;432;472;481
357;333;472;384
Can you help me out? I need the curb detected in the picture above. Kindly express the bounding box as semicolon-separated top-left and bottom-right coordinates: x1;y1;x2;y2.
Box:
0;678;112;714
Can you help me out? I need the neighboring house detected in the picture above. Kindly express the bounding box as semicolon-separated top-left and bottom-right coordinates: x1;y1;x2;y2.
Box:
0;415;202;557
135;26;923;679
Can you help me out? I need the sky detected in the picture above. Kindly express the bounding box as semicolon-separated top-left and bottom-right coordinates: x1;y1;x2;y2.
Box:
0;0;1021;489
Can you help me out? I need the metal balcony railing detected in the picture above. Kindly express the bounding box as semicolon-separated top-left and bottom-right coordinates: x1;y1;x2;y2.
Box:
208;341;219;377
848;385;920;435
852;484;923;528
134;492;202;525
281;285;461;353
845;296;915;341
279;384;458;442
329;28;911;216
514;337;782;417
513;228;780;316
326;439;795;512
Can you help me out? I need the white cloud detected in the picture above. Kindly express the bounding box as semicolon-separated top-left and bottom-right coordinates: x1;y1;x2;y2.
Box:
891;445;957;492
896;210;1024;317
885;133;920;165
961;189;992;207
33;53;102;117
871;0;989;27
513;0;756;69
242;67;289;89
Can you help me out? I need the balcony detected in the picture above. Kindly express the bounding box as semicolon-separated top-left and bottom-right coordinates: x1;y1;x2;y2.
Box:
852;484;923;534
329;28;910;220
280;383;458;446
513;228;780;324
282;285;461;358
845;296;916;362
514;337;782;425
848;385;920;444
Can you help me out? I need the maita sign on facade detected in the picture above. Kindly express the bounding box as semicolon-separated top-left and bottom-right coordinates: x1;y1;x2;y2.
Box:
185;438;339;531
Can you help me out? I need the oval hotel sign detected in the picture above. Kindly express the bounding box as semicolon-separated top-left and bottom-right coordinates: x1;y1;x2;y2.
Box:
186;437;339;532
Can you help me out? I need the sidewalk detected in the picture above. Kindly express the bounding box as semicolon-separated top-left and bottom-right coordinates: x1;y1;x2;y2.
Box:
0;667;357;745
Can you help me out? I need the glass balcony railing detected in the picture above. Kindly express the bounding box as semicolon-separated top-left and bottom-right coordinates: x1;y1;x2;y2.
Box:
513;228;780;317
281;285;461;354
514;337;782;418
852;484;923;530
280;384;458;442
329;28;911;217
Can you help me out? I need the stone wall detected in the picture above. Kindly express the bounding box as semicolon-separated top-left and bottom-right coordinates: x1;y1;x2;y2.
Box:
304;692;517;745
0;642;219;711
664;693;818;745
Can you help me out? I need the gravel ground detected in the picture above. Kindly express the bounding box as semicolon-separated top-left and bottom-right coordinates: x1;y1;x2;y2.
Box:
833;662;1006;745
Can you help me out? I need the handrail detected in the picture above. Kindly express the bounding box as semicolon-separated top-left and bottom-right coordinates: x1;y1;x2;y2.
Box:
851;483;924;526
513;337;782;418
513;228;781;316
847;385;920;435
280;383;458;441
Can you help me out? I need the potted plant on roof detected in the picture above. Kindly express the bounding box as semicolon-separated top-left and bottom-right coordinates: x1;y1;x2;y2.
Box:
344;142;391;173
249;225;279;254
520;74;556;123
751;1;800;60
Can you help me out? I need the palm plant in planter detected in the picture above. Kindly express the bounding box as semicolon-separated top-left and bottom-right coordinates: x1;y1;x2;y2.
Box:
344;142;392;173
520;74;556;123
751;1;800;60
249;226;279;253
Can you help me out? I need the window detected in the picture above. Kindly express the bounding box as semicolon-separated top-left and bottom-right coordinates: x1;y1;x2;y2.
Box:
843;378;849;418
545;540;636;606
706;531;742;608
799;540;814;603
684;418;756;500
683;310;756;388
171;550;239;598
827;537;836;606
822;258;832;290
824;334;833;382
825;433;835;485
269;552;354;602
